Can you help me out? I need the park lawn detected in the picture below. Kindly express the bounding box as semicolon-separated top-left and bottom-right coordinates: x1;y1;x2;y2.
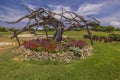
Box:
0;32;13;41
39;30;110;38
0;31;120;80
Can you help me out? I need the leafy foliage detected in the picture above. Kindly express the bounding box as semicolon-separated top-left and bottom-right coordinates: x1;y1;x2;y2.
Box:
23;38;67;53
0;26;8;32
44;26;55;31
69;40;87;49
115;28;120;31
8;27;20;32
109;34;120;41
70;47;83;57
84;34;113;43
91;26;115;33
23;38;88;55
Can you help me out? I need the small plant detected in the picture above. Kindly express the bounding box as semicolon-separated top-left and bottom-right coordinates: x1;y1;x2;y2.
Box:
92;35;114;43
55;43;65;53
70;47;83;57
69;40;87;49
103;38;108;43
99;36;105;42
43;43;57;53
84;35;89;39
34;47;43;52
23;39;40;50
108;38;113;42
92;35;99;41
68;40;88;58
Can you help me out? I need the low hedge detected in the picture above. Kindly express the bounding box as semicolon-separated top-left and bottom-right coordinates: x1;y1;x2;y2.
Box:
84;35;113;43
109;34;120;41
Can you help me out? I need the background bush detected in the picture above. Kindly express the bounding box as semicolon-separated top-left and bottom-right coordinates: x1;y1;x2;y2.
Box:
109;34;120;41
91;26;115;33
0;26;8;32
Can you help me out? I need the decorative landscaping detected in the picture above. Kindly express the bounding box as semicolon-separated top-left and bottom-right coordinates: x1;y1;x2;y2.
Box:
1;31;120;80
84;34;113;43
16;38;93;62
109;34;120;41
1;1;120;80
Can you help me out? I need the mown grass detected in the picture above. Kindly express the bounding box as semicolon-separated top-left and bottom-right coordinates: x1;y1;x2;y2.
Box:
0;30;120;80
0;32;12;41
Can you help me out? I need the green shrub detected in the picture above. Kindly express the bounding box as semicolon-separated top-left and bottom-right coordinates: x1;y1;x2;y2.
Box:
109;34;120;41
8;27;20;32
0;26;8;32
91;26;115;32
70;47;83;57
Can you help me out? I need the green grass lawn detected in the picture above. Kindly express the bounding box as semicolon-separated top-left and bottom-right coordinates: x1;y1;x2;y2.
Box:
0;30;120;80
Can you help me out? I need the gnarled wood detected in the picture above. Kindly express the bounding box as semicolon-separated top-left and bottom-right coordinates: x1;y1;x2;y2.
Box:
6;4;100;46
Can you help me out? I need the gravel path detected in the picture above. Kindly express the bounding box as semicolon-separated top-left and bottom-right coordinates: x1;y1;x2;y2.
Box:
0;42;16;47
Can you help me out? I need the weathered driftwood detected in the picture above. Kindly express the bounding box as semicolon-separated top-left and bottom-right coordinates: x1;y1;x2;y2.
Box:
6;4;100;46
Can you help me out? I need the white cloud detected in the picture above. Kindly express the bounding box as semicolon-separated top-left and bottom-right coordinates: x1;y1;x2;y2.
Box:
76;1;120;28
99;17;117;24
48;2;120;28
48;4;73;19
48;4;71;13
99;16;120;28
0;5;27;22
48;2;105;17
1;0;120;28
111;21;120;28
48;3;104;20
0;3;38;22
76;3;104;16
99;10;120;27
22;3;37;10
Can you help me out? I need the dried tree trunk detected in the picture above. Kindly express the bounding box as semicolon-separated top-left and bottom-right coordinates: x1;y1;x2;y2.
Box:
86;25;93;45
44;26;48;39
53;26;64;42
13;31;21;46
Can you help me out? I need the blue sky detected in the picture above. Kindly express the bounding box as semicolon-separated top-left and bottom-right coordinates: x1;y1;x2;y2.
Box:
0;0;120;28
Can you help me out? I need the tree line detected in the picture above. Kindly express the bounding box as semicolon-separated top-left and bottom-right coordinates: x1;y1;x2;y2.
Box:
91;26;120;33
0;25;120;32
0;25;19;32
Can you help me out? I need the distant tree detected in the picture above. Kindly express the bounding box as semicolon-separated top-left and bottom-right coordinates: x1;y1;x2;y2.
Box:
91;26;115;33
8;27;19;32
115;28;120;31
105;26;115;33
44;26;54;31
91;26;101;31
0;25;8;32
28;27;34;31
72;28;81;31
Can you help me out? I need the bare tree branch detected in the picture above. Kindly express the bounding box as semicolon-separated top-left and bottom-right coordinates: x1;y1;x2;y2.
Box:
21;4;34;13
6;6;100;45
88;16;100;24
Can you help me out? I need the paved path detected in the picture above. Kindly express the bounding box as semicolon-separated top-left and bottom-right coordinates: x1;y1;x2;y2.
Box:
0;42;16;54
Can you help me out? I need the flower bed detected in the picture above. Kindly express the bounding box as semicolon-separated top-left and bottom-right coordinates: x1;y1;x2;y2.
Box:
16;38;93;62
84;35;113;43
